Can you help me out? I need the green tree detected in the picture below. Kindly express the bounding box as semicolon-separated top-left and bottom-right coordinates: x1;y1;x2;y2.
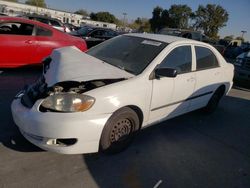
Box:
90;11;118;24
130;17;151;32
74;9;88;16
149;6;163;32
193;4;228;38
169;4;192;28
161;9;172;28
25;0;47;8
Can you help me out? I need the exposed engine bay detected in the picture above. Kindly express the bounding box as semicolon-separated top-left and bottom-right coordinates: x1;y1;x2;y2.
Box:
20;75;124;109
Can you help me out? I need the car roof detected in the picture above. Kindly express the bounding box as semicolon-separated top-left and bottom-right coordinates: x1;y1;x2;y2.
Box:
125;33;205;45
0;16;60;31
81;25;115;31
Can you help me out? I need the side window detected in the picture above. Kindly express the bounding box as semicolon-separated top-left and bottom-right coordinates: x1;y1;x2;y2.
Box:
36;27;52;36
35;18;49;24
0;22;34;35
0;22;16;34
160;46;192;74
195;46;219;70
182;32;192;39
18;23;34;35
90;30;105;37
105;30;117;37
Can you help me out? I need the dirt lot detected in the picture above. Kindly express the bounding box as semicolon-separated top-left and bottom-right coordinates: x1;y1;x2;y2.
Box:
0;67;250;188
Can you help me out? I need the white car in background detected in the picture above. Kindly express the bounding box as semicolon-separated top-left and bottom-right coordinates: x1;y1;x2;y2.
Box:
11;33;234;154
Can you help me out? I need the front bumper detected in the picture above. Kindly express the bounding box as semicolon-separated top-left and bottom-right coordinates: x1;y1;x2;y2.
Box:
11;98;112;154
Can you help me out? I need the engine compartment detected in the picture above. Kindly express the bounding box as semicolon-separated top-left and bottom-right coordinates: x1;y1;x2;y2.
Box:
20;76;124;109
50;79;124;94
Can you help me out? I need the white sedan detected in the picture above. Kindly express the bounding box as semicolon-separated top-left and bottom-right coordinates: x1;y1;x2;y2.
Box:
11;33;234;154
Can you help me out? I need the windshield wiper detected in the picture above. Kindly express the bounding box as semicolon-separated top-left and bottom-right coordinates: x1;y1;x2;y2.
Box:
116;65;135;75
97;57;135;75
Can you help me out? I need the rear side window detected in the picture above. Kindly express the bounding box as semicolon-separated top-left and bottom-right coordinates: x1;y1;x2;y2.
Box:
160;46;192;74
36;27;52;36
195;46;219;70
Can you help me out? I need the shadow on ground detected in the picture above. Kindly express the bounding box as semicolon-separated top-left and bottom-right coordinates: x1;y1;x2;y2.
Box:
0;67;44;152
83;95;250;188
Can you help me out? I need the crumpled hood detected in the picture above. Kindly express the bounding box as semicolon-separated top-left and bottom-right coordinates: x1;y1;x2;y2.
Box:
44;46;134;87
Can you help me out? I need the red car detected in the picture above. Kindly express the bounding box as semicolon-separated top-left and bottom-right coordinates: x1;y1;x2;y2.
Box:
0;17;87;68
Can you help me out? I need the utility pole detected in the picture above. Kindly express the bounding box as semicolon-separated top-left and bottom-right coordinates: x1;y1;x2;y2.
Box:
36;0;38;13
241;30;247;39
122;12;127;30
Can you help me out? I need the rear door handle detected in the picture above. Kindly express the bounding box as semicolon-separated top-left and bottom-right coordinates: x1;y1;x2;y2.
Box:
215;72;220;76
25;40;33;44
187;77;195;82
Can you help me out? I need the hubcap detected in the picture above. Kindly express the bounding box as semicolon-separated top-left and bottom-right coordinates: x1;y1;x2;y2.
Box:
110;118;132;143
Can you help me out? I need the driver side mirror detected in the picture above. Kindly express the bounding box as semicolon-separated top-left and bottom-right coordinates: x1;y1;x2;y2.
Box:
155;67;178;78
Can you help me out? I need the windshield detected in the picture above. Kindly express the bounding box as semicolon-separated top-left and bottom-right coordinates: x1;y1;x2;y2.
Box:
86;35;167;75
77;27;93;36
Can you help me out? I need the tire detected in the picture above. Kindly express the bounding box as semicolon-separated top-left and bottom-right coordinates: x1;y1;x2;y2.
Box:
203;88;224;114
100;107;140;154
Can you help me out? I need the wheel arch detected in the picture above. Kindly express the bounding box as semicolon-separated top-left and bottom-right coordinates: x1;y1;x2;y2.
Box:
126;105;144;129
216;84;226;97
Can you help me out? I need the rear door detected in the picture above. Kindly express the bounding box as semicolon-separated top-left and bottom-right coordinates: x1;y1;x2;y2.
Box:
189;45;222;111
0;21;37;67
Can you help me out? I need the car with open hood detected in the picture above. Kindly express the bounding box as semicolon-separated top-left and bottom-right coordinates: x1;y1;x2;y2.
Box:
11;33;234;154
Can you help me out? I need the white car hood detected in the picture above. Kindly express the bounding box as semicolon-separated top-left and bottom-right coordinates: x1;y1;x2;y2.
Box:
44;46;134;87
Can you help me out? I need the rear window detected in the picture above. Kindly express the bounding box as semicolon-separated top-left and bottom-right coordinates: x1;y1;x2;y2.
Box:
77;27;93;36
50;20;62;27
33;17;49;24
195;46;219;70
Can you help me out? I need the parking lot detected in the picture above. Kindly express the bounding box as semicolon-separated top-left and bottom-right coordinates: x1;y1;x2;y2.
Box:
0;67;250;188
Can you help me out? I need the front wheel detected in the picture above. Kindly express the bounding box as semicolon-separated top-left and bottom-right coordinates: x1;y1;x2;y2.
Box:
100;107;140;154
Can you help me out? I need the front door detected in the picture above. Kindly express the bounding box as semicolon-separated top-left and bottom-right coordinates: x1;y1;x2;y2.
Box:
149;45;196;123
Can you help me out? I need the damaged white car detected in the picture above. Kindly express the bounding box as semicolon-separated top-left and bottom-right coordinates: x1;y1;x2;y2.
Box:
11;33;234;154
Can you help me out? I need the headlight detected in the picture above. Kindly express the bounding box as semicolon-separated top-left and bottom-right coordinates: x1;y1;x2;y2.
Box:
41;93;95;112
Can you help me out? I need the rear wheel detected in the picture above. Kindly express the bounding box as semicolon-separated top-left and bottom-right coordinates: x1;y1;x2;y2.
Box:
203;87;224;113
100;107;140;154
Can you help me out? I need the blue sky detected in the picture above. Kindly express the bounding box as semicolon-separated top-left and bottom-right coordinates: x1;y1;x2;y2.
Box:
20;0;250;41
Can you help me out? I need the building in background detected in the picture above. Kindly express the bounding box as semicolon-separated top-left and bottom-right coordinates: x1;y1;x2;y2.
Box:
0;0;117;29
